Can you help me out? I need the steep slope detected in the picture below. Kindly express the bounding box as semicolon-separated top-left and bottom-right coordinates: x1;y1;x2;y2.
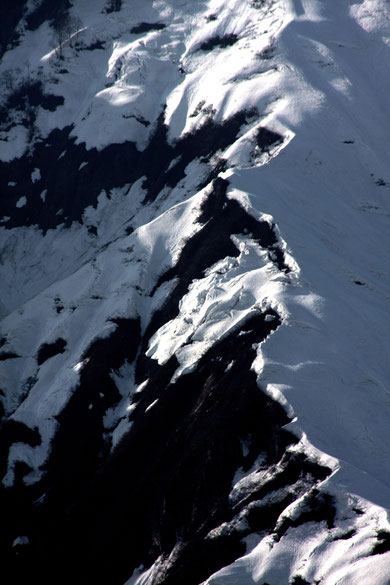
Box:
0;1;390;584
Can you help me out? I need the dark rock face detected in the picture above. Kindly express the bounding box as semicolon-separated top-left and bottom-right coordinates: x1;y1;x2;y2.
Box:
0;307;332;585
0;352;20;361
0;421;41;480
144;176;289;354
104;0;123;14
0;125;140;231
25;0;71;31
256;127;283;152
0;420;42;572
372;531;390;556
0;36;332;582
1;3;387;584
198;34;239;52
0;0;26;58
0;108;261;232
37;338;67;365
130;22;166;34
46;311;293;585
0;80;64;127
0;181;333;585
0;0;72;58
140;109;259;205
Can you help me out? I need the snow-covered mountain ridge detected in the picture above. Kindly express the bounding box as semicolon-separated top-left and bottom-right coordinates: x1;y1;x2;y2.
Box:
0;0;390;584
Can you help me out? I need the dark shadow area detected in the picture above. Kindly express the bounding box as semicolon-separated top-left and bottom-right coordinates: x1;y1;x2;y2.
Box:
0;317;141;584
0;79;64;146
256;127;283;152
140;109;257;204
371;530;390;555
0;0;26;58
0;108;259;232
0;421;41;480
84;39;106;51
0;352;20;361
275;489;336;541
26;0;71;31
1;299;333;585
37;338;67;365
0;125;140;231
143;177;289;355
19;310;294;585
130;22;166;34
198;34;238;51
103;0;122;14
291;576;310;585
6;81;64;112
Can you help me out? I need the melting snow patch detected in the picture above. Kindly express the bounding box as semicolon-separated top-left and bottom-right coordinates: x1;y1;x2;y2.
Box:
111;416;133;451
12;536;30;547
16;196;27;208
31;168;41;183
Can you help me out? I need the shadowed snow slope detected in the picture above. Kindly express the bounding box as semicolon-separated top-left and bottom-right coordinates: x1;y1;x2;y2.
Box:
0;1;390;584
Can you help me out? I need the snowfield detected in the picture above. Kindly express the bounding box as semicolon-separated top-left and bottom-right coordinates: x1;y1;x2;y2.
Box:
1;0;390;584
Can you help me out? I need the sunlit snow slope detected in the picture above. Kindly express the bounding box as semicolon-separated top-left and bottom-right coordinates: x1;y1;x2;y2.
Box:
0;1;390;584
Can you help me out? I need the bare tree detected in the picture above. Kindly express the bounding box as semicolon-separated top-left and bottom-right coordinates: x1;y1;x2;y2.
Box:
71;16;83;47
52;16;67;59
0;69;15;92
64;15;83;47
105;0;122;14
52;13;83;58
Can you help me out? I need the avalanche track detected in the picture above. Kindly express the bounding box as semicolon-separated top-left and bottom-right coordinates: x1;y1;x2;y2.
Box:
0;1;390;584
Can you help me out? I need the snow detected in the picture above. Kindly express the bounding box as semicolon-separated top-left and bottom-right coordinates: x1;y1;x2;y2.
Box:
12;536;29;547
0;186;207;477
0;0;388;501
224;0;390;508
204;491;390;585
15;196;27;208
1;0;390;581
31;168;41;183
0;0;185;157
103;361;136;449
165;0;288;141
146;230;287;380
0;125;29;162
